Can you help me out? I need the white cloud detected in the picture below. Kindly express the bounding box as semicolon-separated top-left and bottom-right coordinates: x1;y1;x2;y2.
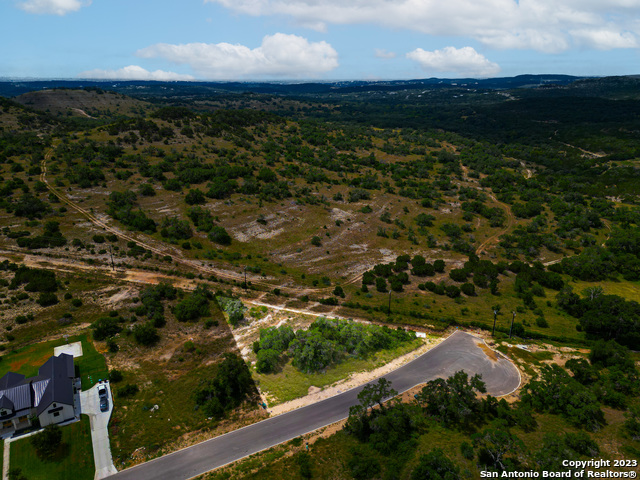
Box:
375;49;397;59
17;0;90;15
78;65;195;81
570;28;638;49
206;0;640;53
407;46;501;77
136;33;338;79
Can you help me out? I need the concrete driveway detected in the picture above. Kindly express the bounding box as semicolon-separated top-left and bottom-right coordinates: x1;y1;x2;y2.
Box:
80;382;118;480
108;330;520;480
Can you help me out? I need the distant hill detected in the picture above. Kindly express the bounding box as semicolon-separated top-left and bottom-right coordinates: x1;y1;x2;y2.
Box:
0;74;588;100
0;96;56;133
12;88;151;119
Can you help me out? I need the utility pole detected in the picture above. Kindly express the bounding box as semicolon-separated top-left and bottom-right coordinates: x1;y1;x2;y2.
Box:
509;311;516;338
492;309;498;336
109;245;115;271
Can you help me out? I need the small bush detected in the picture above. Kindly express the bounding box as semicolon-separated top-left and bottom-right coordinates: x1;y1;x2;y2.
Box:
460;441;475;460
535;316;549;328
108;370;124;383
118;383;139;398
132;323;160;346
37;292;59;307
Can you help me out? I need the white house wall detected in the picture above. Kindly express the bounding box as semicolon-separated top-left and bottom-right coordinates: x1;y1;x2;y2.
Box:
39;403;75;427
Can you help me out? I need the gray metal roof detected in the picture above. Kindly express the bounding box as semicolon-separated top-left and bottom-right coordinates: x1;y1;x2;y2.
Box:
32;379;50;408
0;384;32;411
0;353;75;417
35;353;74;416
0;372;25;390
0;394;14;411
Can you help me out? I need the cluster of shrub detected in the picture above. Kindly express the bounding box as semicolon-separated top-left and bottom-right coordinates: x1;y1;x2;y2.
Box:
187;206;232;245
91;284;212;349
8;265;59;307
14;220;67;250
193;353;256;418
252;318;415;374
361;255;445;293
4;192;51;220
106;191;157;234
343;339;638;479
549;225;640;282
216;297;246;326
557;286;640;350
91;313;158;349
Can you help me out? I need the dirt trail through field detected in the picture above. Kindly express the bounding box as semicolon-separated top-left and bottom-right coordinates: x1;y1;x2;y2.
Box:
560;142;606;158
459;164;517;256
474;191;515;256
71;108;95;119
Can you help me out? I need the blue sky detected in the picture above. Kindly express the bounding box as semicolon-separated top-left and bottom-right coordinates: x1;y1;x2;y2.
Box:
2;0;640;80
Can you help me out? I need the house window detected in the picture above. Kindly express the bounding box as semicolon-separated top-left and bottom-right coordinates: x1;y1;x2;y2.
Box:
52;403;56;408
18;416;28;423
0;410;5;416
2;421;11;429
53;412;60;417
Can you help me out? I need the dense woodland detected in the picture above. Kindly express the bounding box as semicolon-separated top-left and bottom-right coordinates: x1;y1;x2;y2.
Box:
0;77;639;477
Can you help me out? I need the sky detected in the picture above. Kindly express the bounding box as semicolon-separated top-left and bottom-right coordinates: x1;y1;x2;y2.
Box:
2;0;640;81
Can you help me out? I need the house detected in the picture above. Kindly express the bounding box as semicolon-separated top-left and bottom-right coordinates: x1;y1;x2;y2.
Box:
0;353;76;435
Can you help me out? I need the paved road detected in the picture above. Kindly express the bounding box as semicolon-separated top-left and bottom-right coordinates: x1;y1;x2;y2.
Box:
80;382;118;480
108;331;520;480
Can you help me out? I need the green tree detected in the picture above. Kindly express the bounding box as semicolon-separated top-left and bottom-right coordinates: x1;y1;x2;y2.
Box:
8;468;28;480
218;297;246;326
473;427;523;472
30;424;63;460
416;371;486;428
347;446;381;480
193;353;255;418
209;226;231;245
91;317;122;341
411;448;460;480
173;286;211;322
289;330;337;373
624;405;640;441
185;188;205;205
256;349;280;373
375;277;387;293
521;364;604;431
132;322;160;346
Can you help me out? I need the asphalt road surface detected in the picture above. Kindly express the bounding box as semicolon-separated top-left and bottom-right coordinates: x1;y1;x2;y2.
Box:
108;330;520;480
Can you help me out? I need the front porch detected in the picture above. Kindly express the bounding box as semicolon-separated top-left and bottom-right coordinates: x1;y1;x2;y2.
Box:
0;415;32;440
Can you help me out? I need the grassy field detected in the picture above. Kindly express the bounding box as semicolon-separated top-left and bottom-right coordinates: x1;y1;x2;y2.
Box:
75;335;109;390
337;273;585;344
108;330;243;468
254;338;424;404
570;278;640;302
0;334;107;390
10;415;94;480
